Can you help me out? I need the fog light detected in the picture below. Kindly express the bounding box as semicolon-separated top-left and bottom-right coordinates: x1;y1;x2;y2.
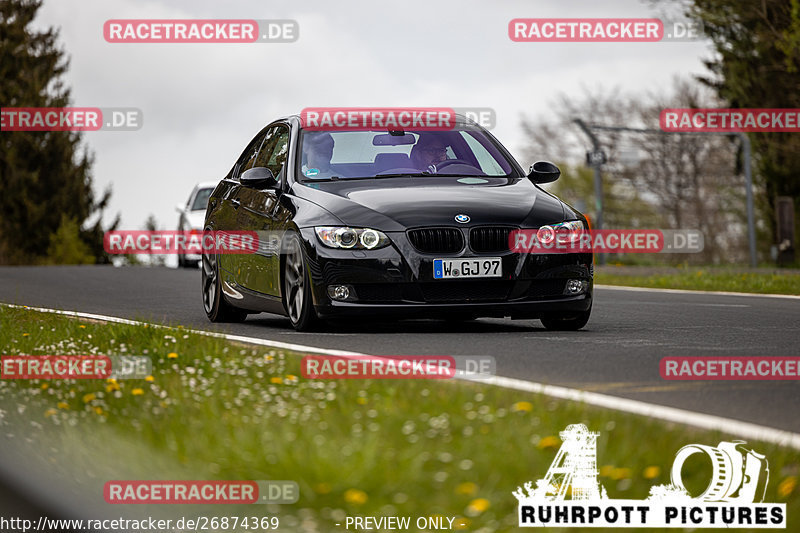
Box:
564;279;587;295
327;285;352;301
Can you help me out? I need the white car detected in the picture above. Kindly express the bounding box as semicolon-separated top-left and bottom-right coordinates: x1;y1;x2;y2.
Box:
176;181;217;268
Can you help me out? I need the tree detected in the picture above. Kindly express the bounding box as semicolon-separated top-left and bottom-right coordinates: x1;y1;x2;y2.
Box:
45;214;94;265
143;213;165;266
519;87;662;232
519;80;752;263
687;0;800;247
0;0;118;265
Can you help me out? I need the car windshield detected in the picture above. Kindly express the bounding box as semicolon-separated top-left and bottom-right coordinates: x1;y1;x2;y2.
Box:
191;188;213;211
297;128;517;181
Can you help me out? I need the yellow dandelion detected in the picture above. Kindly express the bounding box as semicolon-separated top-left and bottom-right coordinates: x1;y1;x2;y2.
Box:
106;383;119;393
79;325;86;329
167;352;178;359
467;498;490;514
131;388;144;396
455;482;478;496
314;482;332;495
265;355;275;362
344;488;368;505
57;402;69;410
145;375;155;382
41;383;48;390
44;408;57;417
94;406;103;415
511;401;533;412
643;466;661;479
778;477;797;499
537;436;561;450
270;377;283;384
106;378;117;384
22;333;29;337
286;374;298;381
356;397;368;405
82;393;96;403
600;465;615;477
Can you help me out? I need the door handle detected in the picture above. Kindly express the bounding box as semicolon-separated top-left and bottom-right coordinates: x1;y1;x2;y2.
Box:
231;199;241;209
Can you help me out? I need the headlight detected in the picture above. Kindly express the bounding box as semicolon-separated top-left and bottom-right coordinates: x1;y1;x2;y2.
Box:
537;220;585;244
315;227;391;250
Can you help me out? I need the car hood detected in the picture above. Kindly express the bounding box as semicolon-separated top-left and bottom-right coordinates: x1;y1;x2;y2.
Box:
294;178;566;230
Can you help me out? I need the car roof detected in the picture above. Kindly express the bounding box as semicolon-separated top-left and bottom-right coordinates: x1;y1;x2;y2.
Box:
194;181;219;190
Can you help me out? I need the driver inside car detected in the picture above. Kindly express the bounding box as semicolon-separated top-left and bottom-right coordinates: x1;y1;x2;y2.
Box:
410;136;448;173
302;132;336;178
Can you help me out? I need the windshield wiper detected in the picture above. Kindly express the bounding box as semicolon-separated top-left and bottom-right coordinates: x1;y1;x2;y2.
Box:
306;172;433;182
369;172;433;179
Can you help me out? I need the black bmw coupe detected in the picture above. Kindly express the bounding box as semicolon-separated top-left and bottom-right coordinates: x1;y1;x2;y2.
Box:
202;114;593;331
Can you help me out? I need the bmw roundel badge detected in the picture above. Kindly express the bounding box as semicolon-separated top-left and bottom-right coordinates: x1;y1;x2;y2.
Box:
455;214;470;223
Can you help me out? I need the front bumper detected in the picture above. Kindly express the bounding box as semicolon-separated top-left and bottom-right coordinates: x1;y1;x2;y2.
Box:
299;228;593;320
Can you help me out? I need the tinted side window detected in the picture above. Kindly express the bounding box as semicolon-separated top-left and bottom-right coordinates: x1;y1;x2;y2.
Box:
234;130;269;180
256;125;290;178
254;127;278;168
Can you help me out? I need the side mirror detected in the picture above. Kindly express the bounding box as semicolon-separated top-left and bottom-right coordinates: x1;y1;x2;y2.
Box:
240;166;278;188
527;161;561;184
175;204;185;213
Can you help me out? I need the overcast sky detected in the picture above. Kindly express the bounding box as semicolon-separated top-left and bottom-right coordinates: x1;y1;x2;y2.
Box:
32;0;713;231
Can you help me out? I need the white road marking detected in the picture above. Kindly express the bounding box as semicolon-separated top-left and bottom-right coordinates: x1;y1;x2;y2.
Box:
614;301;750;308
4;302;799;450
596;284;800;299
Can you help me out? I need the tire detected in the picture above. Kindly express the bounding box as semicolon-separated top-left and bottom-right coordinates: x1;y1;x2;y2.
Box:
540;306;591;331
201;246;247;323
283;233;320;331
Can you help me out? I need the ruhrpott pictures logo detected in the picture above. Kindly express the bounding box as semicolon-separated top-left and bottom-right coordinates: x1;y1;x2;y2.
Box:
514;424;786;528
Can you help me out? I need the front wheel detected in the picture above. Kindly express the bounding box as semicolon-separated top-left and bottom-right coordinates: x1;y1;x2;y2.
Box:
540;306;591;331
283;233;320;331
201;247;247;323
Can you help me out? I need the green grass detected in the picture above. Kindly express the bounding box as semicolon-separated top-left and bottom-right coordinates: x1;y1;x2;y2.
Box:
595;266;800;295
0;306;798;532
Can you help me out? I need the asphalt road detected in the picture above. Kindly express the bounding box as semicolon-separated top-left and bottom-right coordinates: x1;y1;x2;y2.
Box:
1;265;798;432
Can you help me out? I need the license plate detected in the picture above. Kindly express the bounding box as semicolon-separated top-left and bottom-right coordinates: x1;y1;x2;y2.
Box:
433;258;502;279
